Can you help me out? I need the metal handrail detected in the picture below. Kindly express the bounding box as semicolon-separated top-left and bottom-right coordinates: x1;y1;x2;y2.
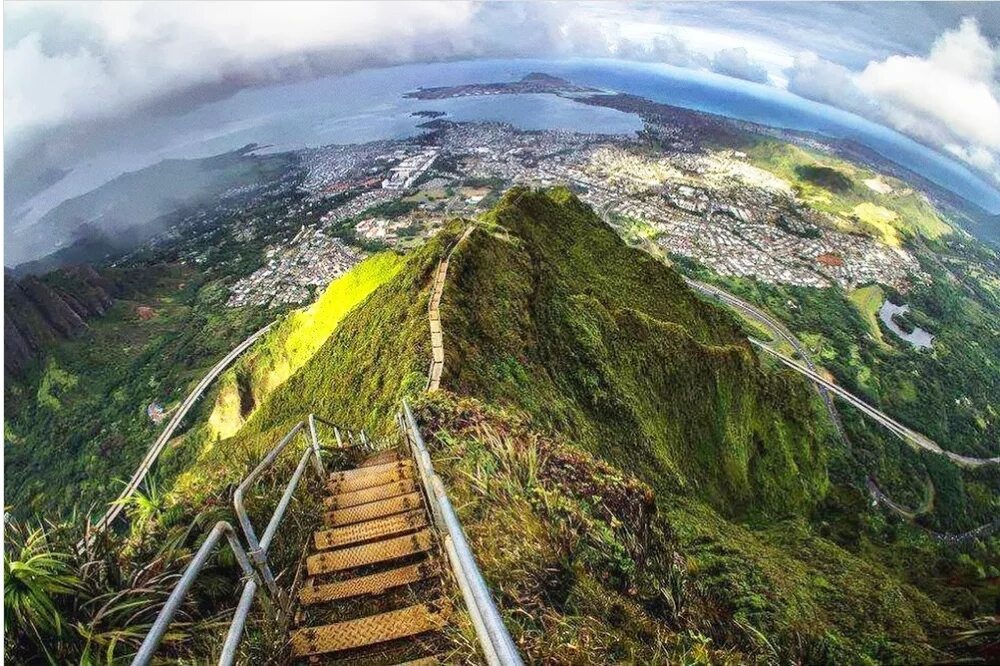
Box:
131;414;360;665
232;418;331;611
400;400;523;666
131;521;262;666
83;322;272;549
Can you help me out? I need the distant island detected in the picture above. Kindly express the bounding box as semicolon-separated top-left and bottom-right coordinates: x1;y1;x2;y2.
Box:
411;110;446;119
405;72;600;100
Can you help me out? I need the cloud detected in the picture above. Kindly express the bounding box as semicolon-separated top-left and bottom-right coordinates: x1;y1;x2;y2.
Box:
855;17;1000;167
7;1;1000;195
784;18;1000;185
711;47;768;83
785;51;877;117
615;34;710;69
3;2;479;157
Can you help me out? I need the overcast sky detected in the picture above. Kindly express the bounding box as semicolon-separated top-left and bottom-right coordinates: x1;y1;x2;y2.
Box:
5;1;1000;200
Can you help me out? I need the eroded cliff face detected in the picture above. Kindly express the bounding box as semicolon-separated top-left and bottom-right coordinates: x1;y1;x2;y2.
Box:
4;265;117;376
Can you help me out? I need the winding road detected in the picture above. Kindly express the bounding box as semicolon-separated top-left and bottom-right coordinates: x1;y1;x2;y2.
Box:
85;322;273;542
684;276;999;468
683;278;849;444
750;340;1000;468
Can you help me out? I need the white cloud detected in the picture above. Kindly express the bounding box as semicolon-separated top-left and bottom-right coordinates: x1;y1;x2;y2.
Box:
785;51;876;116
3;2;478;155
784;18;1000;185
711;47;768;83
856;18;1000;155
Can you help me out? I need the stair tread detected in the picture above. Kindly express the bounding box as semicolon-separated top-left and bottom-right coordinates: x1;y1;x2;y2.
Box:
307;530;434;576
324;479;418;510
329;459;411;482
325;492;424;526
290;601;449;657
361;451;405;468
299;561;437;605
328;467;414;494
314;510;427;550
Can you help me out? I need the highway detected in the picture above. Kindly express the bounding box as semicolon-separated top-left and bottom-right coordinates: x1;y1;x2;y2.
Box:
85;322;273;541
683;277;849;444
751;339;1000;468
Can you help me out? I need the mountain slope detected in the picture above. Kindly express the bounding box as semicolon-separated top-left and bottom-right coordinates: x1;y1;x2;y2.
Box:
4;264;118;376
441;187;831;518
167;188;962;664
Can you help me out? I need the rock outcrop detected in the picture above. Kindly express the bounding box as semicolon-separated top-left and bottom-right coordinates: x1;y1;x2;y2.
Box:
4;265;117;376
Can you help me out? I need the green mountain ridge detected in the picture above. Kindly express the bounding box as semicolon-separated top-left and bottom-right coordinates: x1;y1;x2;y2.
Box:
441;187;831;519
173;187;961;663
6;187;987;664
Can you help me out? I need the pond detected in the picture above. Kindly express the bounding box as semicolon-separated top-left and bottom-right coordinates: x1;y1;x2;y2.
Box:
879;301;934;349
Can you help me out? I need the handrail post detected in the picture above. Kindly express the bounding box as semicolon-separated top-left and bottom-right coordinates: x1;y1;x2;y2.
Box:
307;414;325;478
401;401;523;666
131;522;261;666
232;421;307;613
217;580;258;666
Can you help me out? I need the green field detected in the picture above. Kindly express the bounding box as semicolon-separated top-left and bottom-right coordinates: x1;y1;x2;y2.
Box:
745;140;953;244
848;283;888;346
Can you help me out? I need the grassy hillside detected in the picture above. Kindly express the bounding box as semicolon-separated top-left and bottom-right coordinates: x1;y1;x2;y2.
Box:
6;188;984;664
441;187;831;519
170;225;463;502
207;251;404;439
745;140;953;245
413;392;958;665
3;264;273;518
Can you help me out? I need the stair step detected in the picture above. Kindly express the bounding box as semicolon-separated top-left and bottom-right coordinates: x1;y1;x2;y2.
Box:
329;459;411;483
299;561;437;605
362;450;405;468
290;601;450;657
325;492;424;526
314;510;427;550
307;530;434;576
324;479;418;510
327;466;414;494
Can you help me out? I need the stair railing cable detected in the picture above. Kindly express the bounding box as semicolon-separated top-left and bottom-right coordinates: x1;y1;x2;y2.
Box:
400;400;524;666
132;413;359;665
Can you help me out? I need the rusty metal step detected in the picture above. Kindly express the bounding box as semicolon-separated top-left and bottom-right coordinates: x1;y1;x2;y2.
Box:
307;530;434;576
325;492;424;527
314;510;427;550
298;561;437;606
327;466;414;494
324;479;418;510
362;450;405;468
329;459;411;483
290;600;450;657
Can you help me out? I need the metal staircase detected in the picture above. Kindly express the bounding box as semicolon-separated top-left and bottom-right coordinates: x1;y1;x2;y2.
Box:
131;403;522;665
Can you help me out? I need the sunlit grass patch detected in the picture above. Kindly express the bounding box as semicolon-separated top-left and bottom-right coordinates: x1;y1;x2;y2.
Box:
848;284;888;346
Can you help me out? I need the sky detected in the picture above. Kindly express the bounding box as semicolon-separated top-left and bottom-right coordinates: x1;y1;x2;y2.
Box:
4;1;1000;214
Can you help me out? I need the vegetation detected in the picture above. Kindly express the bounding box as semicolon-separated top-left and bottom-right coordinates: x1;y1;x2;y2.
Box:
442;187;831;519
848;284;887;346
4;264;273;519
6;185;996;664
744;140;953;244
207;251;405;439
